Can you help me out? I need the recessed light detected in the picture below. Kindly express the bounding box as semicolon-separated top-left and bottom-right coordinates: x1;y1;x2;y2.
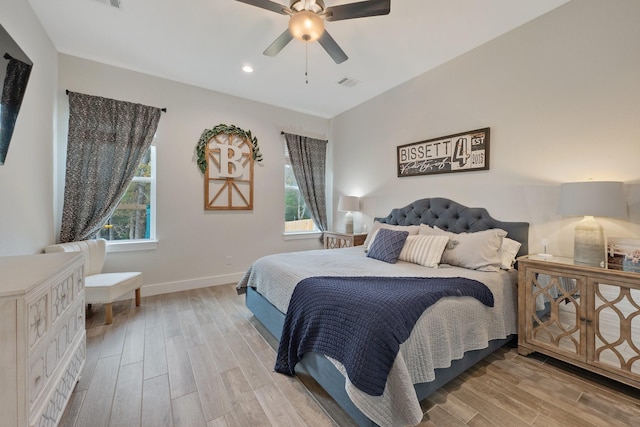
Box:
242;65;254;73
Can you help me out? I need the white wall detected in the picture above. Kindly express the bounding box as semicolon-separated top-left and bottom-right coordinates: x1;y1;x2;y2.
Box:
57;55;329;293
4;0;640;292
331;0;640;257
0;0;58;256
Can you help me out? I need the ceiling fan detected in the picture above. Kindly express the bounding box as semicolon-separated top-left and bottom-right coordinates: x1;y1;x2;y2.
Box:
236;0;391;64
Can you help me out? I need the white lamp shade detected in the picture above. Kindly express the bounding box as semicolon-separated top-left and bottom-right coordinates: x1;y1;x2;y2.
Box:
558;181;626;218
338;195;359;212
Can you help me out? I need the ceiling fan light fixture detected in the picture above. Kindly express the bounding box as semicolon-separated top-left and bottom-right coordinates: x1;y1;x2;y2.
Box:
288;10;324;42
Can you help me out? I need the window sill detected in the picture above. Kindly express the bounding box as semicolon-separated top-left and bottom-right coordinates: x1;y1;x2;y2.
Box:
106;239;158;253
283;231;322;241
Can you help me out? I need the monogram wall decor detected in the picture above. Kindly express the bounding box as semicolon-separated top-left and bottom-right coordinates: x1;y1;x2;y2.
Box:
196;124;263;210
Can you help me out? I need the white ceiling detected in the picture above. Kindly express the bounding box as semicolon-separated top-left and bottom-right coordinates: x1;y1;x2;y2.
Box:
28;0;568;118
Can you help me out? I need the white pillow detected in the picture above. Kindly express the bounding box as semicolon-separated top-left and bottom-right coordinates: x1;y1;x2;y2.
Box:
500;237;521;270
366;229;381;251
420;225;507;272
398;235;450;268
364;221;420;251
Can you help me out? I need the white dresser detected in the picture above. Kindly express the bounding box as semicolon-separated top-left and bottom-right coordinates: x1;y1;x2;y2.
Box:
0;253;86;427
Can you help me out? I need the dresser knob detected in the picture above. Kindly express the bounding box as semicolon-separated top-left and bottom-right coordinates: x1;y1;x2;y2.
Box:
35;375;41;384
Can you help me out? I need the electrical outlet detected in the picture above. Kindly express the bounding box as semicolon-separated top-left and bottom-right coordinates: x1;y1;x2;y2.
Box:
226;256;232;265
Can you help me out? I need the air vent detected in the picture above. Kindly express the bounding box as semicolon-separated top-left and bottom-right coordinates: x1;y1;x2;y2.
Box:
337;77;360;88
93;0;122;9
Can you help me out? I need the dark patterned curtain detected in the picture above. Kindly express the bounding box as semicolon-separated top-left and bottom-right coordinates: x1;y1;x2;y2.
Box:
284;132;328;235
60;91;162;243
0;55;32;165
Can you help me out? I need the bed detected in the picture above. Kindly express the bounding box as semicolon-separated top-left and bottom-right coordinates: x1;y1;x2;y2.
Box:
237;197;529;427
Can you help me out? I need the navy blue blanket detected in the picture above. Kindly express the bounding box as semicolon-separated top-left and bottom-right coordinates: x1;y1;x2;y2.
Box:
275;276;494;396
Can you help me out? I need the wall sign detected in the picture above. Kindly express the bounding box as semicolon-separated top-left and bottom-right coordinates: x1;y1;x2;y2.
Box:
397;127;490;177
196;124;262;210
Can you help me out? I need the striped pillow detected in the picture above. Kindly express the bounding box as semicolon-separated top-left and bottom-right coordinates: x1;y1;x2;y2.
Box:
398;235;450;268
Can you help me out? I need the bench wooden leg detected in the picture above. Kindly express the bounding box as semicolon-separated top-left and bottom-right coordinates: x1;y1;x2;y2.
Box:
135;288;141;307
105;303;113;325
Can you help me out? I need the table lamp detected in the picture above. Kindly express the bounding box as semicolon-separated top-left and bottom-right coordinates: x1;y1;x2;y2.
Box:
338;195;359;234
558;181;626;266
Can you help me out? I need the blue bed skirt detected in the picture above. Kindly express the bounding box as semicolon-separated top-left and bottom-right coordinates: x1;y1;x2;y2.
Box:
246;286;515;427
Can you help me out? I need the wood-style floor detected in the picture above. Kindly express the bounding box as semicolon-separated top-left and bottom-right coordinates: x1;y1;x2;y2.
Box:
59;284;640;427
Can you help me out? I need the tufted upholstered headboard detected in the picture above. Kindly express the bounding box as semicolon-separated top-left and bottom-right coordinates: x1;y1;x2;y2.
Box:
375;197;529;258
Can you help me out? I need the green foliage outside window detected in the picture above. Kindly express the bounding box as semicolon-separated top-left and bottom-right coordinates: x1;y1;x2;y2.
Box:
284;162;317;232
97;148;153;240
284;163;310;221
285;187;310;221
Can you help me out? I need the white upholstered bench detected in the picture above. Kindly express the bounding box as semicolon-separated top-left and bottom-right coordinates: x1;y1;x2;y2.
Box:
44;238;142;324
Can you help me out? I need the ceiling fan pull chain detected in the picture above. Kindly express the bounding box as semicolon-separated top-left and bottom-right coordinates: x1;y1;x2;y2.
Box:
305;42;309;84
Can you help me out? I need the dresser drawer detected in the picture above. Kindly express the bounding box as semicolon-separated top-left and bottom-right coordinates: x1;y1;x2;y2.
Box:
73;302;85;340
30;334;60;406
33;336;85;427
74;266;84;299
28;263;79;352
56;323;69;365
29;353;46;404
29;297;84;411
28;291;49;350
52;275;74;324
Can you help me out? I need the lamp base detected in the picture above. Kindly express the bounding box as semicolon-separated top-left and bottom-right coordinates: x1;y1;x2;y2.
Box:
574;216;605;267
344;211;354;234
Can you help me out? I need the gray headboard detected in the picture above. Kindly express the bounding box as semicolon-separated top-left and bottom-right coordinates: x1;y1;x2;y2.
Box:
375;197;529;258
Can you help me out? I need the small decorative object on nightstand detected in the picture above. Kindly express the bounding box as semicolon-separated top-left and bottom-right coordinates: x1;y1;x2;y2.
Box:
517;254;640;390
324;231;367;249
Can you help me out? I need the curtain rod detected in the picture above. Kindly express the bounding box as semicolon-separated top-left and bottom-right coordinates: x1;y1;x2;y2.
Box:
281;131;328;140
65;89;167;112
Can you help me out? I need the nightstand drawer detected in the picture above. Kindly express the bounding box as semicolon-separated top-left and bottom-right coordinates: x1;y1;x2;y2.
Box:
324;232;367;249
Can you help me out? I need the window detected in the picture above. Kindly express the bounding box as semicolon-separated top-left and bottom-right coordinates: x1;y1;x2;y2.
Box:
284;145;318;233
97;146;156;243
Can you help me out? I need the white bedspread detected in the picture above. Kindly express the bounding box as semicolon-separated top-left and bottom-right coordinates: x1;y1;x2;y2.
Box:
237;246;518;427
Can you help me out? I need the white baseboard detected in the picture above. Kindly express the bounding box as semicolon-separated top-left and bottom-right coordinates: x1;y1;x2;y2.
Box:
140;272;245;297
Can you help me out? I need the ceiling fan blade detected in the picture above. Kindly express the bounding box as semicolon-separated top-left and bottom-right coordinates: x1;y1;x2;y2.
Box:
325;0;390;21
318;30;348;64
235;0;288;15
263;29;294;56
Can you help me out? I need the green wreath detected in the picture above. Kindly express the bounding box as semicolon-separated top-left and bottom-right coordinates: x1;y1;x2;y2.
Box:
196;124;263;174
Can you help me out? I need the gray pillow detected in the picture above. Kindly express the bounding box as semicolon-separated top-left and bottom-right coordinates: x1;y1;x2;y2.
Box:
366;228;409;264
420;225;507;271
363;221;420;251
